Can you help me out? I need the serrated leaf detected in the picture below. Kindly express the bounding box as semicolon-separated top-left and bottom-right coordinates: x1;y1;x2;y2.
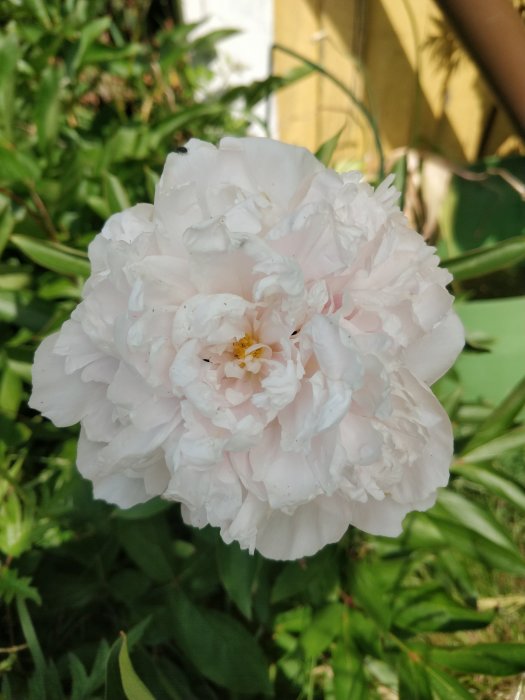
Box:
442;235;525;281
118;633;155;700
168;588;271;695
10;235;90;277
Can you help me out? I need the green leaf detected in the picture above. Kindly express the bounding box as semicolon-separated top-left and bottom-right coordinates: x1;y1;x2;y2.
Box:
105;637;126;700
315;127;344;166
427;667;478;700
300;602;344;658
427;514;525;575
168;588;271;695
463;375;525;452
16;597;46;678
442;235;525;281
103;172;131;214
25;0;52;28
398;653;432;700
0;568;41;605
430;643;525;676
10;235;90;277
0;201;14;257
118;633;155;700
462;424;525;463
0;289;52;331
116;519;173;584
70;17;112;72
0;147;40;184
221;65;313;109
216;540;258;619
113;498;172;521
451;463;525;513
394;595;493;633
435;490;516;551
271;547;338;604
332;643;369;700
455;297;525;406
35;65;63;151
0;35;18;138
273;43;384;177
0;365;22;418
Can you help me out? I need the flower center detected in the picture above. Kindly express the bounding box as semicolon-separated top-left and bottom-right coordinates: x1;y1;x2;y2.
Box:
232;333;264;367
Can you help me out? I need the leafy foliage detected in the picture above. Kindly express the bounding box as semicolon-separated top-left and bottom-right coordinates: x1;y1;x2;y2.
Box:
1;2;525;699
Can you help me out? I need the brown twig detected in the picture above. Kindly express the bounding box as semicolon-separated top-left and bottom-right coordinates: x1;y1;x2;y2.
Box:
29;190;58;241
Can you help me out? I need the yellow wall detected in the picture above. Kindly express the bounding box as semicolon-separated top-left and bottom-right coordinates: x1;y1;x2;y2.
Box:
274;0;522;173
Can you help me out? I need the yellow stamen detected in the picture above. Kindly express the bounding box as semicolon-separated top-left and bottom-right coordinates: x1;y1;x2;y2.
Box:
232;333;264;367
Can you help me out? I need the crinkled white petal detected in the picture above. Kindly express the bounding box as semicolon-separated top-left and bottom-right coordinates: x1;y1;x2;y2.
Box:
30;136;464;561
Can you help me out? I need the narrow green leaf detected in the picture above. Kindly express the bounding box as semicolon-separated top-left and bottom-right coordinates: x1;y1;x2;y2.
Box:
435;490;516;551
0;365;22;418
103;172;131;214
430;643;525;676
273;43;384;177
315;127;344;166
427;514;525;575
35;65;62;151
16;597;46;678
105;637;127;700
462;424;525;462
463;374;525;453
451;463;525;513
25;0;52;28
0;201;14;257
442;235;525;281
428;666;481;699
332;643;369;700
0;147;40;184
398;653;432;700
71;17;112;72
118;633;155;700
10;235;90;277
0;35;18;138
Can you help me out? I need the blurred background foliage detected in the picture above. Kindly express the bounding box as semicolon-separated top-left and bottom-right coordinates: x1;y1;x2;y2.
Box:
0;1;525;699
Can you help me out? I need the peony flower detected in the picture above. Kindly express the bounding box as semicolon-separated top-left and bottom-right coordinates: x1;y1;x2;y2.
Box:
30;137;464;560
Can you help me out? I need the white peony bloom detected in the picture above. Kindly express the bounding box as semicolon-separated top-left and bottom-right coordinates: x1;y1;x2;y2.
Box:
30;137;464;560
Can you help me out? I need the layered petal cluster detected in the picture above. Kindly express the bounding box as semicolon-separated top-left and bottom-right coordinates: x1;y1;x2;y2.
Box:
30;137;464;559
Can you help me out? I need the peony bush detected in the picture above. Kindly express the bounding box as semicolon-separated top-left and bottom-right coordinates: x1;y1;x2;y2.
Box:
30;136;464;560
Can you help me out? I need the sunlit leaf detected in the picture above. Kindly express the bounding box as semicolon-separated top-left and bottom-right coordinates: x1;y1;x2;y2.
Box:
118;633;155;700
10;235;90;277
